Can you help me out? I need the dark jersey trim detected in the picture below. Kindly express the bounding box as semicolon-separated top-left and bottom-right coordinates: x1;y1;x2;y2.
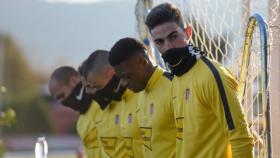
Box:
163;72;174;81
201;56;235;130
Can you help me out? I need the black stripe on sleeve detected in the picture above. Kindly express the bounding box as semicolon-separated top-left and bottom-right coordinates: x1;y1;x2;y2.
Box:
201;57;235;130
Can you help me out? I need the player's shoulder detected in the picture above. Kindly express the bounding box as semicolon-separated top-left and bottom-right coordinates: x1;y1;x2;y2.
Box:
199;57;230;75
155;66;174;81
197;57;225;77
76;115;85;137
198;57;238;88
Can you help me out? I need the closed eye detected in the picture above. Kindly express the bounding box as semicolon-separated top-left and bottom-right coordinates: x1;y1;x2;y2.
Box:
168;32;179;41
154;39;164;46
116;70;130;80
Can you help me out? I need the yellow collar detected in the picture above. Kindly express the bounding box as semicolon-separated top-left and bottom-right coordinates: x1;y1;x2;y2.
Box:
145;67;163;92
122;89;134;100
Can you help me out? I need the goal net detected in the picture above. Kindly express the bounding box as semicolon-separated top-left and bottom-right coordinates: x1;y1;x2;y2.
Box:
135;0;280;157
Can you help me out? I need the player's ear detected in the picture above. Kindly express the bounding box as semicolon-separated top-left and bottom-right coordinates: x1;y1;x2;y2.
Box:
184;25;192;41
69;75;79;87
106;66;115;79
138;53;148;67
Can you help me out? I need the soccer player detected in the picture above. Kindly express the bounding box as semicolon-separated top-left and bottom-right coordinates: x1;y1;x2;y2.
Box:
48;66;102;158
145;3;254;157
109;38;177;158
82;50;143;158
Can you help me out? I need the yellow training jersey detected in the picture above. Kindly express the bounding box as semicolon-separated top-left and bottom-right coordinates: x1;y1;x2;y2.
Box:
96;100;127;158
137;67;176;158
172;57;253;158
76;101;101;158
120;90;143;158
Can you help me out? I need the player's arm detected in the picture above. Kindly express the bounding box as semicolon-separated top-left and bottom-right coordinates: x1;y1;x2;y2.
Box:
76;118;88;157
201;61;254;157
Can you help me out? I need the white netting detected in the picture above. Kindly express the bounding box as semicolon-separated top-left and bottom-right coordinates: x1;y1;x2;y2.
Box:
135;0;280;157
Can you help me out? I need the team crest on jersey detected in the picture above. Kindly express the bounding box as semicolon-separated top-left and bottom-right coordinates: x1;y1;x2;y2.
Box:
115;114;120;125
127;113;132;124
184;88;190;101
84;127;98;149
149;103;154;115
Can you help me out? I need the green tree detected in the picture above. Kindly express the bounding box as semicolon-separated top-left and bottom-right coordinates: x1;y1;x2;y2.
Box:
0;35;54;134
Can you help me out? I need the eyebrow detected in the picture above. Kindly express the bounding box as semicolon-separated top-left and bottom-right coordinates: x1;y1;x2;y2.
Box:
154;31;178;41
167;31;178;38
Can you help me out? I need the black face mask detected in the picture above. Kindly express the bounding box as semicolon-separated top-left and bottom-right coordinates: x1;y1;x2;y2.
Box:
161;45;200;76
61;82;94;114
94;75;126;110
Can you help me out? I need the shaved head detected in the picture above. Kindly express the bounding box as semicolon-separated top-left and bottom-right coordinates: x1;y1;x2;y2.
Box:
83;50;115;94
83;50;111;78
49;66;80;102
49;66;79;86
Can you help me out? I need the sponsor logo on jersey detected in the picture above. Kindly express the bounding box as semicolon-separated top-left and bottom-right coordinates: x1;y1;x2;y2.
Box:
176;117;184;140
140;127;152;150
124;137;134;157
84;127;99;148
100;137;117;157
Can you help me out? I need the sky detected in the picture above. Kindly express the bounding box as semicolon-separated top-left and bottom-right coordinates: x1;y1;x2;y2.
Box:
0;0;137;74
0;0;269;75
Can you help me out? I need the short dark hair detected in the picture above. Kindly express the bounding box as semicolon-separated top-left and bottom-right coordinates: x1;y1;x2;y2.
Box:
109;37;147;66
78;60;87;77
50;66;79;86
83;50;110;78
145;3;185;31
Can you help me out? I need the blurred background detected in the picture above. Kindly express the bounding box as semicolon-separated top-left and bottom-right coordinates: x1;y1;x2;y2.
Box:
0;0;137;157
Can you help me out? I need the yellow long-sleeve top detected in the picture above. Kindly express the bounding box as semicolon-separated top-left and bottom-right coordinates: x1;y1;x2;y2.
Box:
76;101;101;158
120;90;143;158
137;67;177;158
95;100;127;158
173;57;254;158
